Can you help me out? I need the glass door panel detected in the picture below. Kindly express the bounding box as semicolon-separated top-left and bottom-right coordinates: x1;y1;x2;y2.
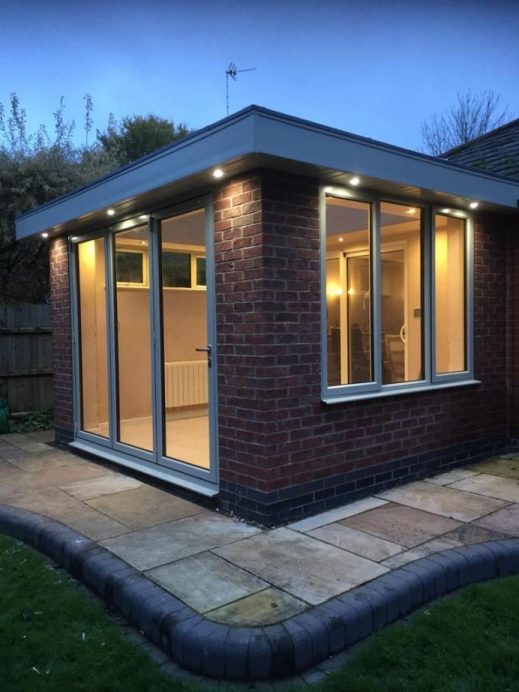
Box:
77;237;109;437
160;209;210;469
114;225;154;452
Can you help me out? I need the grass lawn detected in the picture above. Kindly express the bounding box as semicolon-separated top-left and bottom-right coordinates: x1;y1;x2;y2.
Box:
1;533;518;691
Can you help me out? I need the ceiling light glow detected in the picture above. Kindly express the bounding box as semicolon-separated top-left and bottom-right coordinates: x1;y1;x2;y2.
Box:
350;176;360;186
107;208;115;216
441;208;451;214
469;201;479;209
41;232;49;239
213;168;224;179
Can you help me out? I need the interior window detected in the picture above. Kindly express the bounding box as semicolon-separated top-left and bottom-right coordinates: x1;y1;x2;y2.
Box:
380;202;423;384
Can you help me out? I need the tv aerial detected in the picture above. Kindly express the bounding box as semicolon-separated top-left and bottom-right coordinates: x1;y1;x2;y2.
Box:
226;62;257;115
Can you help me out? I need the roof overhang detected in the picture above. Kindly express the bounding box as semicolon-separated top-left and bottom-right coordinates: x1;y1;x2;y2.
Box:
16;105;519;240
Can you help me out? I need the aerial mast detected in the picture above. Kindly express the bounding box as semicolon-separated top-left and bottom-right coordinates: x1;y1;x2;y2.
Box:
225;62;257;115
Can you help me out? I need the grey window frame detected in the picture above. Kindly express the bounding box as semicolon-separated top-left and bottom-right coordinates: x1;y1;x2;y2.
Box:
320;187;475;403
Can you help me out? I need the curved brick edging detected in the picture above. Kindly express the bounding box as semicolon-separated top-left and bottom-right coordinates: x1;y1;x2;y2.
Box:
1;503;518;681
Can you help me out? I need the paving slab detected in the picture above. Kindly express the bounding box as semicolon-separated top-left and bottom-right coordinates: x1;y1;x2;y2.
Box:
377;481;507;522
474;504;519;536
3;486;89;520
449;473;519;504
206;587;307;626
307;523;403;562
287;497;388;532
87;485;203;529
13;462;108;489
0;433;50;453
469;455;519;480
214;527;388;605
342;503;462;548
425;468;479;486
380;535;463;569
64;508;131;541
101;513;261;571
443;523;507;545
26;430;55;443
60;473;142;501
2;449;81;472
146;552;268;612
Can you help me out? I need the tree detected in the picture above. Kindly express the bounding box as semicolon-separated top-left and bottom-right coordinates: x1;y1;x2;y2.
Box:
420;90;510;155
97;114;189;167
0;94;114;303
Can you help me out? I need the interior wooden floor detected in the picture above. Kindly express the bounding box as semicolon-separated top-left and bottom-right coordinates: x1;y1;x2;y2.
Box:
92;406;210;469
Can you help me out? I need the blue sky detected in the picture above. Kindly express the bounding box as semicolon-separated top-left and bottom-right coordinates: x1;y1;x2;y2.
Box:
1;0;518;151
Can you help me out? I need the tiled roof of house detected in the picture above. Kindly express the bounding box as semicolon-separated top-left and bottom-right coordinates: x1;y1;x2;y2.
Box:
444;118;519;180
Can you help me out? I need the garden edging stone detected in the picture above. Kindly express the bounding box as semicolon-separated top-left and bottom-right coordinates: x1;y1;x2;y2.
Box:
1;502;518;682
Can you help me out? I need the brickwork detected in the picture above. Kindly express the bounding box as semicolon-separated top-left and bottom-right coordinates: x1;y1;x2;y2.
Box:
49;237;74;444
215;171;511;524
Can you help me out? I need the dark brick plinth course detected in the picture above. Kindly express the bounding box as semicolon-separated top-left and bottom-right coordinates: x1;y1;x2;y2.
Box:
1;502;518;681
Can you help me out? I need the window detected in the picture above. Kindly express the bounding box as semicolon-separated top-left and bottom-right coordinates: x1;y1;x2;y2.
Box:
116;249;147;286
323;192;472;400
162;251;191;288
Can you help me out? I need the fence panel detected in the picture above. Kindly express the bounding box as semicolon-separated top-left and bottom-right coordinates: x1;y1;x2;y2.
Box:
0;304;53;413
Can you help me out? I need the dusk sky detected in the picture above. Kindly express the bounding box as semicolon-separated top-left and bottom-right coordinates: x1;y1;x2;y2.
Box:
1;0;518;152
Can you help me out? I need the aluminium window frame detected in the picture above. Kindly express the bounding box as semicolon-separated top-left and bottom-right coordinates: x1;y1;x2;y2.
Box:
320;187;474;403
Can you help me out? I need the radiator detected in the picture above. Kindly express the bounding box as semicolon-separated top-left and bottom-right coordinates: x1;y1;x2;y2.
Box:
164;360;208;408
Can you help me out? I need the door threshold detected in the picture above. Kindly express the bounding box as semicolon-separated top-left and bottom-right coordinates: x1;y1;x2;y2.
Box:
70;440;219;497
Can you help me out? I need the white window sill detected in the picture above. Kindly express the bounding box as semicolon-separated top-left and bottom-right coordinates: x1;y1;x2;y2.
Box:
322;379;481;405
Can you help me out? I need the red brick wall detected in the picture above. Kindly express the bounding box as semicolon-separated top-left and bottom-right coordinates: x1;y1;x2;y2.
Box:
215;171;510;523
49;237;74;443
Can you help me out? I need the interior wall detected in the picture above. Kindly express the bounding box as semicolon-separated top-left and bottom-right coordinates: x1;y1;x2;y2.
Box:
115;288;206;421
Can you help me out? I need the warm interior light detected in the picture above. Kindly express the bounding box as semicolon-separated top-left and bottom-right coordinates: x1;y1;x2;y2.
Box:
347;288;355;296
107;208;115;216
41;232;49;239
406;207;417;215
338;237;344;242
213;168;224;179
140;241;146;246
327;283;343;298
469;201;478;209
350;176;360;186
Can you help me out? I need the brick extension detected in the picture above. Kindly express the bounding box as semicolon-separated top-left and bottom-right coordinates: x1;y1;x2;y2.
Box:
216;171;511;524
49;170;519;524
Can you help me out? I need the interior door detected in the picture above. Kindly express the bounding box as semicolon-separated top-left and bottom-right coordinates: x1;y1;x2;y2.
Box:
158;207;215;476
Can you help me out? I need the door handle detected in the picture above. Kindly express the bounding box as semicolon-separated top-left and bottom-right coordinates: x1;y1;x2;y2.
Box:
196;345;212;367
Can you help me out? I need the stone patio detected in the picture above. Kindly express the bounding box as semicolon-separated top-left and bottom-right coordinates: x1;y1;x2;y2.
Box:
0;430;518;627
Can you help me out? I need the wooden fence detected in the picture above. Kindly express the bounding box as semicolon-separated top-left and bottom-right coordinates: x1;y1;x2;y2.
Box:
0;304;53;413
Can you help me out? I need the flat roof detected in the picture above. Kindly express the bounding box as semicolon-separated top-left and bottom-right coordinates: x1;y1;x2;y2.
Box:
16;105;519;240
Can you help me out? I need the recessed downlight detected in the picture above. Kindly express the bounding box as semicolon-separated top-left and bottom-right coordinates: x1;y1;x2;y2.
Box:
441;208;451;214
324;186;334;193
338;237;344;242
350;176;360;186
213;168;224;179
107;208;115;216
139;214;148;221
406;207;417;215
469;201;479;209
41;232;49;239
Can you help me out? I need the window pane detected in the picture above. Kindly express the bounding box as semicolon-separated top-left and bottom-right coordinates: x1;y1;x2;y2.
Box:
325;197;372;386
380;202;423;384
77;238;109;437
162;252;191;288
435;214;466;373
116;250;144;284
114;226;153;451
160;209;209;469
196;257;206;286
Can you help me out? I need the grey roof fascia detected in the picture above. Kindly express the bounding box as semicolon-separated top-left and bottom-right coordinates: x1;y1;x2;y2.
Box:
251;110;519;209
16;110;256;240
16;105;519;240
